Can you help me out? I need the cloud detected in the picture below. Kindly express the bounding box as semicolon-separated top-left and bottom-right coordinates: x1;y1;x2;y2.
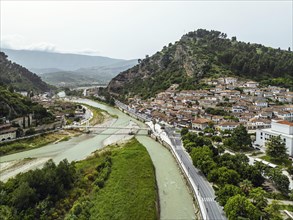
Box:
0;35;57;52
0;34;25;49
0;35;101;55
26;42;57;52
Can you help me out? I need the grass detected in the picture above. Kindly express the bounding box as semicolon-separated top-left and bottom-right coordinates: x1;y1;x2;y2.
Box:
66;138;158;220
260;155;292;168
77;103;117;126
0;131;77;156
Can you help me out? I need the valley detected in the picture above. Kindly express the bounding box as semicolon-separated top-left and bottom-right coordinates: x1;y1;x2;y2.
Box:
0;7;292;217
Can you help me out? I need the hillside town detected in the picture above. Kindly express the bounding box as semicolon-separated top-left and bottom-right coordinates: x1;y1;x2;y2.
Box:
122;77;293;155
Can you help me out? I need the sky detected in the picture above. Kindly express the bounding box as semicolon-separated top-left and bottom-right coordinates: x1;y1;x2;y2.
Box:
0;0;292;60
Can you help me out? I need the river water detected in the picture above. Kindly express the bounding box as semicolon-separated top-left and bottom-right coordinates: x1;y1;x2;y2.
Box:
0;99;196;219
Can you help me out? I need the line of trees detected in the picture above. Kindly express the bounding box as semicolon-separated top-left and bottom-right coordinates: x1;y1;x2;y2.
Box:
182;130;290;219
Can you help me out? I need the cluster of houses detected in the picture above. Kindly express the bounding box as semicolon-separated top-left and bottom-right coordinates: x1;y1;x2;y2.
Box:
0;114;33;142
126;77;293;155
128;77;293;129
0;97;86;142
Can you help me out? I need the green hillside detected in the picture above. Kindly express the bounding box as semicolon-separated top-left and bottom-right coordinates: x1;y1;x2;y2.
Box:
0;52;51;92
0;86;52;121
108;29;293;99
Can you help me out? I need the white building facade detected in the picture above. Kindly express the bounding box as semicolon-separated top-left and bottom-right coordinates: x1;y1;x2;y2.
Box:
255;120;293;156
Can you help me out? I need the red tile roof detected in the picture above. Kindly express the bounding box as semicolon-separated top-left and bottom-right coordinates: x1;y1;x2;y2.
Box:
276;120;293;126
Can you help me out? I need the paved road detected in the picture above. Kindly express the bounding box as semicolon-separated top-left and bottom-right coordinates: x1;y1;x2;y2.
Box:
165;127;226;220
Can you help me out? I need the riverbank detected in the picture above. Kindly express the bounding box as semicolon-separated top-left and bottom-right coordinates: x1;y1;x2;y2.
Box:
0;118;134;184
0;157;51;182
0;98;196;220
0;138;158;220
66;138;158;219
0;103;111;157
0;130;80;157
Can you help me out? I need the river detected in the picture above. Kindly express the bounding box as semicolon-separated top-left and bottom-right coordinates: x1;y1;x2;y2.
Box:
0;99;196;219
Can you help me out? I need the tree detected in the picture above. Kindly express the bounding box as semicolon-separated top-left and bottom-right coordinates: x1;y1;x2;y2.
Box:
267;168;290;194
11;182;37;210
239;179;253;195
266;135;287;161
180;127;189;136
264;200;282;220
184;142;197;153
227;125;251;151
249;187;268;210
208;167;240;185
242;165;264;187
287;166;293;176
224;194;261;220
191;146;216;175
211;135;222;143
215;184;243;206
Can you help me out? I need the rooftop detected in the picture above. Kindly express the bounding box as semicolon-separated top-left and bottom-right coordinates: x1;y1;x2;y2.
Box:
192;118;211;124
276;120;293;126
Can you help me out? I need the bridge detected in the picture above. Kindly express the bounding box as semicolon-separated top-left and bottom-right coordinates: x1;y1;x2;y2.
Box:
64;120;150;135
65;125;149;130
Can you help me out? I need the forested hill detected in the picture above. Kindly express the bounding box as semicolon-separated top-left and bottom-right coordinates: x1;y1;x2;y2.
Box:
0;86;53;120
108;29;293;100
0;52;51;92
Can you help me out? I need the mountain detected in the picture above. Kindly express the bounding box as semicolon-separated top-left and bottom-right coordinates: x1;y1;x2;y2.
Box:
1;48;137;86
1;48;136;71
0;52;51;92
108;29;293;100
40;59;137;87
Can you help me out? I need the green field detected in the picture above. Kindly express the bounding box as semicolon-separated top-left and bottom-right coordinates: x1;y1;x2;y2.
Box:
66;138;158;220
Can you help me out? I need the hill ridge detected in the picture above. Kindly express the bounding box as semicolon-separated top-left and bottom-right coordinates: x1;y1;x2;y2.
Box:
0;52;51;92
107;29;293;100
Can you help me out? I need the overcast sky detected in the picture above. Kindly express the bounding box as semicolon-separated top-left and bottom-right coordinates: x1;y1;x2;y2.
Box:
1;1;292;59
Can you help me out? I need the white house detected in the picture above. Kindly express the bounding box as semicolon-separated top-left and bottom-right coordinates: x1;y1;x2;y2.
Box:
232;105;247;113
224;77;238;85
254;99;268;108
245;81;259;88
246;118;271;130
255;120;293;156
192;118;211;130
216;122;239;131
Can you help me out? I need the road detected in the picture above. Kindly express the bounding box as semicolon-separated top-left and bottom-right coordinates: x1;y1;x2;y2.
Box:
164;127;226;220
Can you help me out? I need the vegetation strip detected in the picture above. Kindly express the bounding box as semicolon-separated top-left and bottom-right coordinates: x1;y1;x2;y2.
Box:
0;138;158;220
